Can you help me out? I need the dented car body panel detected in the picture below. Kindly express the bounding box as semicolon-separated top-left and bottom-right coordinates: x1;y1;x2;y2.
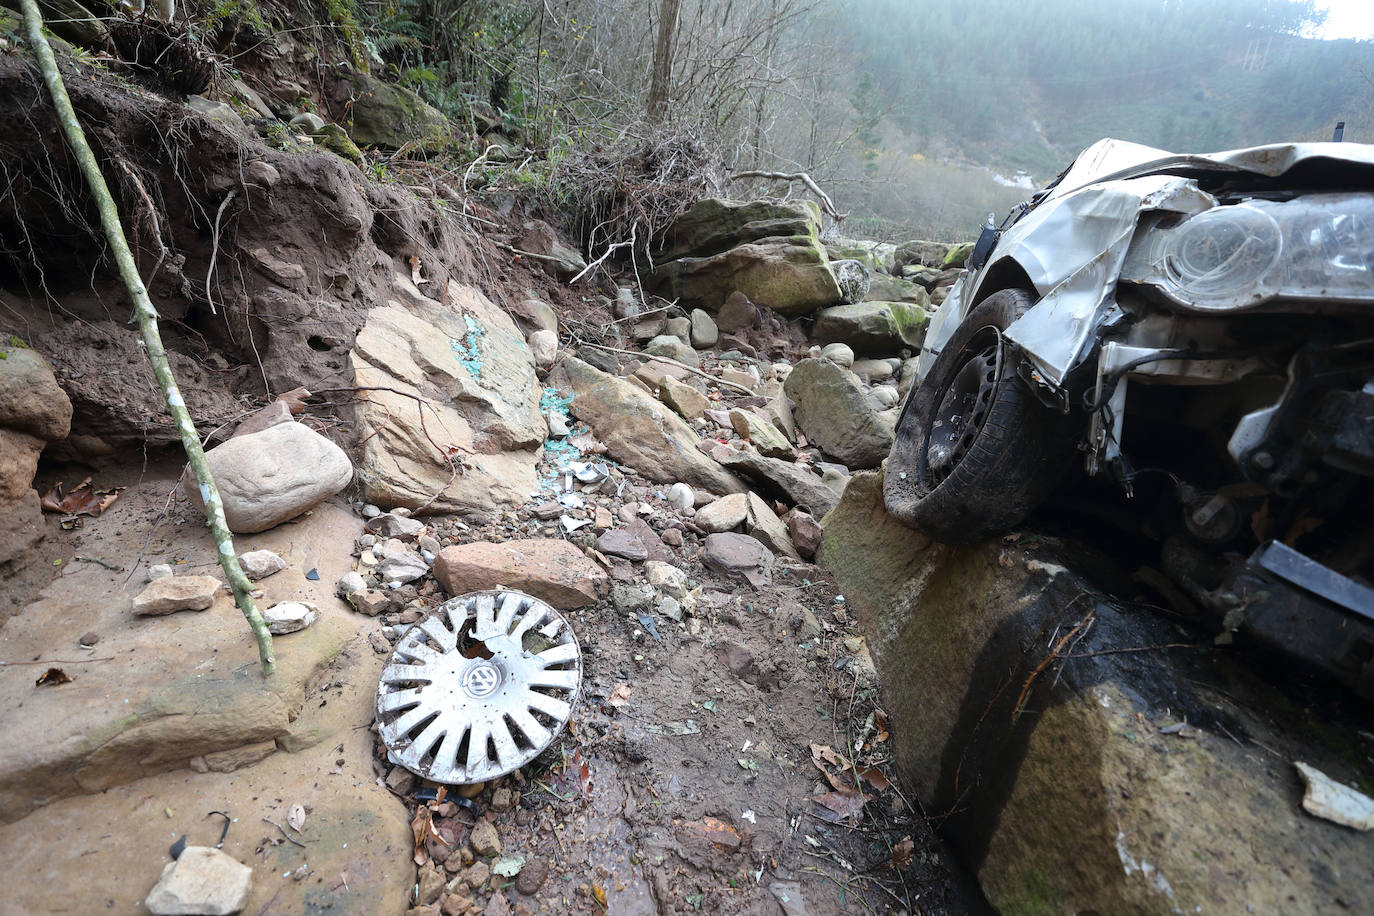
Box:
924;138;1374;385
903;138;1374;696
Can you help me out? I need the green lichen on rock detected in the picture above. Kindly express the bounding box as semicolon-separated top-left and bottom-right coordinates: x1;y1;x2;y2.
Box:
812;301;928;354
344;70;453;150
314;122;363;165
943;241;975;268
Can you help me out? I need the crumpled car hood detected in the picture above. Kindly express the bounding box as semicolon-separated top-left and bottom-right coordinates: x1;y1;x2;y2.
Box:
929;138;1374;387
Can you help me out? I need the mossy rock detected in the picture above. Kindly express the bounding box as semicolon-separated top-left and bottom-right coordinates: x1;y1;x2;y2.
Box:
812;301;928;355
0;0;106;47
314;122;364;165
344;71;452;150
650;234;840;317
656;197;823;263
943;241;975;268
864;273;930;306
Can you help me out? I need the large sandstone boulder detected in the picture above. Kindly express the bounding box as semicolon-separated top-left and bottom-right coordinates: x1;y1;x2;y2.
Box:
650;198;840;317
864;273;931;306
432;540;608;608
343;71;451;149
820;471;1374;915
813;301;928;355
0;345;72;567
652;239;842;318
656;198;823;263
823;238;897;273
555;357;745;496
0;493;411;915
783;359;893;469
894;239;954;270
716;447;838;517
350;276;544;516
0;496;365;823
193;421;353;533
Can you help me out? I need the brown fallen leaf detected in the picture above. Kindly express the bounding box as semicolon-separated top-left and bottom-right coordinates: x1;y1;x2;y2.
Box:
276;387;312;415
410;804;437;865
35;667;72;687
567;432;605;454
608;683;632;708
857;766;892;792
408;253;429;285
676;816;742;850
812;789;864;825
40;478;124;517
810;743;856;792
891;835;915;869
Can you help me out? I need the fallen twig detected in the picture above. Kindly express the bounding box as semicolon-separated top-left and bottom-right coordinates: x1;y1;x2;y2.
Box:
205;189;237;316
262;818;307;848
728;170;845;221
73;555;123;571
22;0;276;675
577;342;756;395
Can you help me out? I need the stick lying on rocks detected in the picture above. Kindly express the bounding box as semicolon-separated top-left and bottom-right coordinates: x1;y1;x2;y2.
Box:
21;0;276;676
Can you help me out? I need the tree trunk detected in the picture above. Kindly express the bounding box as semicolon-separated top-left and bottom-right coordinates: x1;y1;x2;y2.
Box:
647;0;682;122
20;0;277;676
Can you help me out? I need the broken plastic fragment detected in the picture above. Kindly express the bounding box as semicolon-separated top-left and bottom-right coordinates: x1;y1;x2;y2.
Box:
1294;761;1374;830
560;516;592;533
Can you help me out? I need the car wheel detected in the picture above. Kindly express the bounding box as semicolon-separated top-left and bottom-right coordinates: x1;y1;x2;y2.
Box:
883;289;1069;544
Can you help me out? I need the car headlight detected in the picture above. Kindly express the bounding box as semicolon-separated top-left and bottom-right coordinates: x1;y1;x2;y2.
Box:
1122;193;1374;311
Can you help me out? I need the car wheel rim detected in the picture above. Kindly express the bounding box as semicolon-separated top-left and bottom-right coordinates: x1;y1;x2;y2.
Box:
376;589;582;785
924;343;998;487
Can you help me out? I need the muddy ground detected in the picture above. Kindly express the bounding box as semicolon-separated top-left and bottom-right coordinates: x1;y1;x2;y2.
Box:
0;445;985;916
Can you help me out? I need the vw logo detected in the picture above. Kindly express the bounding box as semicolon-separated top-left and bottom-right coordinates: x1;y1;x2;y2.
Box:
462;662;502;698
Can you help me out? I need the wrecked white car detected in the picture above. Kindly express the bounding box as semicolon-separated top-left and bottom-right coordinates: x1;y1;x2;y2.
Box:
885;138;1374;695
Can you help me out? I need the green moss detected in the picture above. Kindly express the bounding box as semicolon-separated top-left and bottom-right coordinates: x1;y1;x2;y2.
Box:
322;0;368;72
315;122;364;165
942;241;974;268
207;0;269;34
996;867;1059;916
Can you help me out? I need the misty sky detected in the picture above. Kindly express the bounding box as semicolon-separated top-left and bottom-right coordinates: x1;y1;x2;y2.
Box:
1309;0;1374;39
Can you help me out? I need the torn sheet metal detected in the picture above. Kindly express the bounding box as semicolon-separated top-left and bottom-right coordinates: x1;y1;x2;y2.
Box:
923;137;1374;387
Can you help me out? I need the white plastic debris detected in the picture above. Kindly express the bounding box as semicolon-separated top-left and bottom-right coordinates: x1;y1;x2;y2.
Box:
667;482;694;511
1294;761;1374;830
569;461;608;484
561;515;592;533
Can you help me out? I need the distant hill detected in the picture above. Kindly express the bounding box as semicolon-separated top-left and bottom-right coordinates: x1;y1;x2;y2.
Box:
826;0;1374;238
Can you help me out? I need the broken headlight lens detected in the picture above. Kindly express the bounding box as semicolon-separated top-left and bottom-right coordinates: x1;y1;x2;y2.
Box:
1124;193;1374;311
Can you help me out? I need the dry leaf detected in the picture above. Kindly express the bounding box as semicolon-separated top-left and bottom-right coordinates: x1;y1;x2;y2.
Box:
276;387;311;415
35;667;72;687
408;254;429;285
812;789;864;825
287;803;306;832
857;766;891;792
592;885;607;907
809;743;855;792
891;836;915;869
410;805;435;866
608;683;632;708
40;478;124;516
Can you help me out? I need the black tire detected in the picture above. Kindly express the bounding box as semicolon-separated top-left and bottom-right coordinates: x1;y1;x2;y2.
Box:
884;289;1069;544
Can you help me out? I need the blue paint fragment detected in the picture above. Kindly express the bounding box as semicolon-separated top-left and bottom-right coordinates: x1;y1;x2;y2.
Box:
449;314;486;379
